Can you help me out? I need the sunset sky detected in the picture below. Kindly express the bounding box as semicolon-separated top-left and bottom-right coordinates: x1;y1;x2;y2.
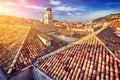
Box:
0;0;120;22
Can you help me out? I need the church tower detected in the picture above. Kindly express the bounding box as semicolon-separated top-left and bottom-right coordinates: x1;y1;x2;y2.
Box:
44;7;53;25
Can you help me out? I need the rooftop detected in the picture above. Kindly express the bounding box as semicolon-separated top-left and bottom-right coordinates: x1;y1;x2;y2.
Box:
0;25;30;74
0;25;67;75
97;27;120;59
0;25;120;80
46;7;52;11
36;36;120;80
35;26;120;80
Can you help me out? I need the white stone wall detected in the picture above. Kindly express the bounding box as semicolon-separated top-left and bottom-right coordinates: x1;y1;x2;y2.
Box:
33;67;53;80
37;35;51;46
44;11;53;25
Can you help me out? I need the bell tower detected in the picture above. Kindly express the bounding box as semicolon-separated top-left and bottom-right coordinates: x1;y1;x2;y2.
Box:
44;7;53;25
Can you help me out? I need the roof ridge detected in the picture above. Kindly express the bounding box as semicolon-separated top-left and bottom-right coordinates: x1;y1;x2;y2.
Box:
73;26;108;44
7;27;31;74
37;35;102;61
94;26;108;36
94;36;120;63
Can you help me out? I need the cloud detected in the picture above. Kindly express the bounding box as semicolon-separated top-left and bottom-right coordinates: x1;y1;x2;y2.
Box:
0;6;25;18
20;0;26;3
5;1;17;6
54;6;78;11
67;12;83;16
54;5;85;11
54;10;119;22
67;11;73;16
78;10;118;22
88;10;113;18
50;0;61;5
0;7;12;13
67;12;72;16
25;5;46;10
74;12;83;15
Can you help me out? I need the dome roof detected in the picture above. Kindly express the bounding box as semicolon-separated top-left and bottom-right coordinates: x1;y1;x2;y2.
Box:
46;7;52;11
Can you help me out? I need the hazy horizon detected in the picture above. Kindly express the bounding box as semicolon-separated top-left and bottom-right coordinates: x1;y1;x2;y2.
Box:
0;0;120;22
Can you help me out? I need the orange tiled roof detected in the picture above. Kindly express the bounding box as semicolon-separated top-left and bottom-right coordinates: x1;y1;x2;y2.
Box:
97;27;120;59
0;26;67;74
110;21;120;28
11;30;67;74
36;36;120;80
0;25;30;74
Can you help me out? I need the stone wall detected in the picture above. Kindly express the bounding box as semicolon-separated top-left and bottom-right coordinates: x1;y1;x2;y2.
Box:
0;69;7;80
9;67;33;80
7;66;52;80
33;67;52;80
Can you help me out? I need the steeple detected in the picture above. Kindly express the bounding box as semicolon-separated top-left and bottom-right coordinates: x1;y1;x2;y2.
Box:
44;7;53;25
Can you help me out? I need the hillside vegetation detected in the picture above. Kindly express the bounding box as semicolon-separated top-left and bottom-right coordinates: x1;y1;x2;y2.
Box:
92;13;120;23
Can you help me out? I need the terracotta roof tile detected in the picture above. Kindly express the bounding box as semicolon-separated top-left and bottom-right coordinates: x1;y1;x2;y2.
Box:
36;37;120;80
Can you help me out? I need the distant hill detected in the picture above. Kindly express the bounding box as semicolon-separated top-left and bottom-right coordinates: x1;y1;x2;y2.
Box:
0;14;42;26
92;13;120;23
0;14;57;33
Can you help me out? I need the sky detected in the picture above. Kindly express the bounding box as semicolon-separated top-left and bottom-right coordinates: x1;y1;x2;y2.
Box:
0;0;120;22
